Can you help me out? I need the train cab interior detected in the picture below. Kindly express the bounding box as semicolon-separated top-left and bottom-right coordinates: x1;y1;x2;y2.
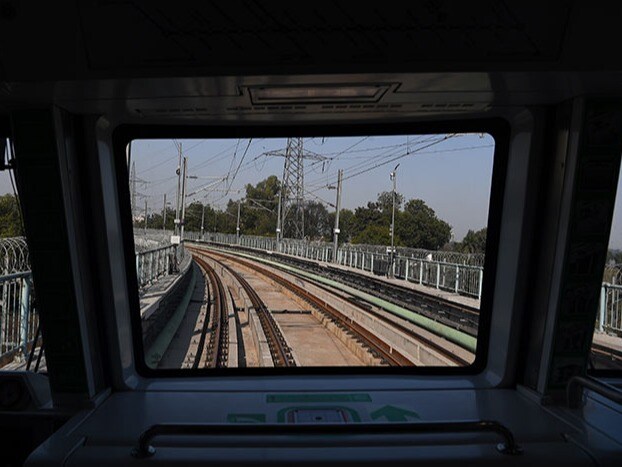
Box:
0;1;622;465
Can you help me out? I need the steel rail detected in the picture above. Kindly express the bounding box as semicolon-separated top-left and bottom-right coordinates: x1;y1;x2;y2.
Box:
192;249;295;367
209;242;479;336
283;270;470;366
198;247;414;366
192;255;229;368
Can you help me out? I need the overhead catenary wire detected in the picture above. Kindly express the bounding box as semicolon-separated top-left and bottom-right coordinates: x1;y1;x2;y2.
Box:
135;134;490;218
139;139;237;176
305;135;456;194
224;139;253;196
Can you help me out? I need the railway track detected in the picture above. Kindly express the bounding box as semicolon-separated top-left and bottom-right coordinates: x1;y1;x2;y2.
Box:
193;250;296;367
207;242;480;336
283;270;471;366
192;247;419;366
192;255;229;368
591;341;622;370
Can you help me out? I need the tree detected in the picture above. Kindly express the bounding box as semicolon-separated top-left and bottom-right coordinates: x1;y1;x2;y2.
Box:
350;201;387;240
395;199;452;250
0;194;23;237
352;224;393;245
376;190;404;216
327;208;355;243
242;176;280;236
303;201;331;240
184;201;206;232
128;176;456;252
459;228;487;254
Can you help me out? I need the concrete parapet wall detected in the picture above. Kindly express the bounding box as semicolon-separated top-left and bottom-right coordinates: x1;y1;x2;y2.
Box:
141;252;193;352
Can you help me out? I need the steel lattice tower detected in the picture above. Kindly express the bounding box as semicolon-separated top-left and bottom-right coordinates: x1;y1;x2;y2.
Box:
280;137;305;239
268;138;327;241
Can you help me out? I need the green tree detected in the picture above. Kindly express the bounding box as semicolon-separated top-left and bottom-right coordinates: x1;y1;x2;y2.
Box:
350;201;387;240
395;199;452;250
242;176;280;236
352;224;392;245
0;194;23;237
376;190;404;216
459;227;487;254
327;208;355;243
303;201;330;240
183;202;213;232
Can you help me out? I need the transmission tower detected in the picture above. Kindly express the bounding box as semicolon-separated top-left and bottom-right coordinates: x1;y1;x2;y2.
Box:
267;138;327;241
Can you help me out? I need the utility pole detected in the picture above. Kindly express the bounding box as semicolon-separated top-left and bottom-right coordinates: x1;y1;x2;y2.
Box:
174;142;182;237
180;156;188;240
200;203;206;240
389;163;400;278
162;194;167;230
236;199;241;243
332;169;343;263
143;199;148;234
276;188;283;246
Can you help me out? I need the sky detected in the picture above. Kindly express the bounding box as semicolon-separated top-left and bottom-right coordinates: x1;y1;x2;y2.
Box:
123;134;495;242
7;132;621;247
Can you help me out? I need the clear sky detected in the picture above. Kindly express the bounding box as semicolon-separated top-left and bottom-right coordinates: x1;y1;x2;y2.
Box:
124;134;495;242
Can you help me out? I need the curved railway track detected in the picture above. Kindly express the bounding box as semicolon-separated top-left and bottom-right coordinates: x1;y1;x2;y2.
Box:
191;247;429;366
193;255;229;368
194;251;296;367
208;242;480;336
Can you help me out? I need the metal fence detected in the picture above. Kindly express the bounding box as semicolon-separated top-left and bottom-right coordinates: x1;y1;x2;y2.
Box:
1;237;29;275
599;283;622;334
0;271;36;363
135;244;183;288
134;228;176;252
188;231;485;299
0;236;185;364
189;231;485;266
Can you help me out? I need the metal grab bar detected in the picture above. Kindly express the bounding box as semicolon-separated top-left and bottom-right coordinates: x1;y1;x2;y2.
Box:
131;420;523;458
567;376;622;409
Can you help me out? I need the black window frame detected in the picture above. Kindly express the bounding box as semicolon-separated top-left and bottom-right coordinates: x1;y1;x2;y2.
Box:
112;119;509;378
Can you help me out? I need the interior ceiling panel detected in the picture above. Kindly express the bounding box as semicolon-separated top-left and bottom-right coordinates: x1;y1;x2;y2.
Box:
6;1;622;85
77;0;571;74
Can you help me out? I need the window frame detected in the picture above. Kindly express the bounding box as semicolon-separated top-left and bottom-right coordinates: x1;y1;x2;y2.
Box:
112;119;510;378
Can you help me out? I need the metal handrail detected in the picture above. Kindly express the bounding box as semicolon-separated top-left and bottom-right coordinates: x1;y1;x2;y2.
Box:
0;270;32;282
131;420;523;458
567;376;622;409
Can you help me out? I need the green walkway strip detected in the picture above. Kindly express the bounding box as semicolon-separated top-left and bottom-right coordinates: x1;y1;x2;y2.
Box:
207;246;477;353
146;267;196;368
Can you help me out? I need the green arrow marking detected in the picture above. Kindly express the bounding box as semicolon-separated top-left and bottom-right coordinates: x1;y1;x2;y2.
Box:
227;413;266;423
370;405;420;422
